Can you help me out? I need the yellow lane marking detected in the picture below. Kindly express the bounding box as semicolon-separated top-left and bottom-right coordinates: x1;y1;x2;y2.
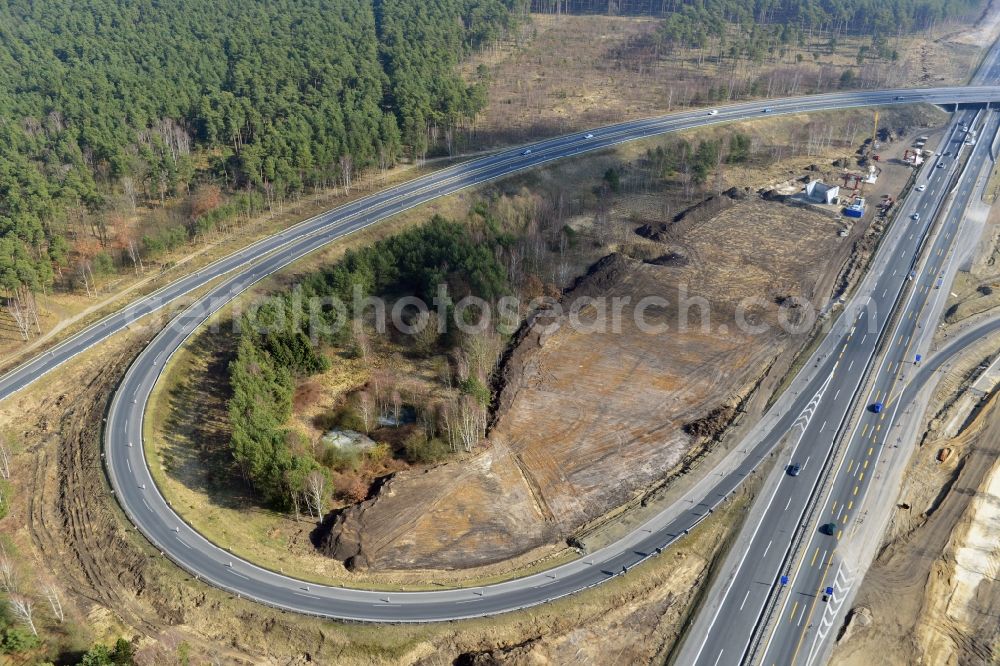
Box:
789;600;799;623
863;459;869;469
853;486;859;496
868;447;874;456
791;555;836;663
811;547;819;567
859;471;865;481
862;424;869;437
847;500;853;510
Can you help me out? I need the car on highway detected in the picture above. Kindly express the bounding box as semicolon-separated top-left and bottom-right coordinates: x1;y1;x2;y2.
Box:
521;149;532;155
763;107;773;113
584;133;594;139
937;161;946;168
820;522;837;536
916;184;926;191
894;95;902;100
708;109;718;115
912;212;920;220
936;273;944;289
787;463;801;476
909;270;916;281
870;402;884;413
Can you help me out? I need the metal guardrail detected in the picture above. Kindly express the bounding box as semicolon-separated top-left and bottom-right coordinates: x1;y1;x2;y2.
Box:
743;122;978;664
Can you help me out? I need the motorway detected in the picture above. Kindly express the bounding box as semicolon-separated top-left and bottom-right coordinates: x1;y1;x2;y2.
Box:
680;41;1000;666
3;85;1000;623
1;87;1000;402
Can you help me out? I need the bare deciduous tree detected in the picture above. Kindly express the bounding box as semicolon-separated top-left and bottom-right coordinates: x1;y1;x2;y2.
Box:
390;390;402;427
304;470;327;519
357;390;374;434
444;396;487;453
0;549;18;595
41;582;63;623
352;318;371;362
9;595;37;636
339;154;354;194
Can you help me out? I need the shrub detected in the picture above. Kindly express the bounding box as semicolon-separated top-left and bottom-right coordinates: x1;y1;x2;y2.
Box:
404;432;450;464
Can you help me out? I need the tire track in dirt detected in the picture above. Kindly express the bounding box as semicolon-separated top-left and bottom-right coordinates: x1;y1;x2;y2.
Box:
23;336;173;634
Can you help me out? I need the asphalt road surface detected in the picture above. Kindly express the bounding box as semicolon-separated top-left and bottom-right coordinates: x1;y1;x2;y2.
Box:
4;85;1000;623
680;40;1000;666
684;108;999;666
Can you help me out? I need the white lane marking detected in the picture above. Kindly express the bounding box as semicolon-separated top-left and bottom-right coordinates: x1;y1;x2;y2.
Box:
740;589;751;610
834;389;841;400
861;334;868;345
784;496;792;511
141;498;152;511
176;537;192;549
126;459;132;473
293;592;322;600
762;539;773;558
229;570;250;580
686;370;830;664
819;420;827;432
713;649;725;666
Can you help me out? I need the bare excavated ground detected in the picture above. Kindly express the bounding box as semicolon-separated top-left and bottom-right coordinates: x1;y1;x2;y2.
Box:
313;106;939;573
830;389;1000;666
321;196;851;571
830;135;1000;666
0;314;759;663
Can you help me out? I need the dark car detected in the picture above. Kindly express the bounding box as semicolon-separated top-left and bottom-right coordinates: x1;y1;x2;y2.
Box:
870;402;884;413
788;463;802;476
820;522;837;535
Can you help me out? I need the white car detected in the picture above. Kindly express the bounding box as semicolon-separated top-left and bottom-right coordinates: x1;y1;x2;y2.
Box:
916;184;926;191
708;109;718;116
584;133;594;139
521;149;532;155
912;213;920;221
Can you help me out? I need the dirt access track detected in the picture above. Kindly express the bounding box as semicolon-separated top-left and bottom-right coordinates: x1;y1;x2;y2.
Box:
321;193;855;571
